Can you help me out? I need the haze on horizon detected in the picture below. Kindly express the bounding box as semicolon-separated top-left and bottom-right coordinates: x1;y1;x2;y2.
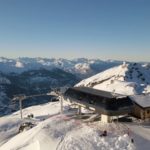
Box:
0;0;150;62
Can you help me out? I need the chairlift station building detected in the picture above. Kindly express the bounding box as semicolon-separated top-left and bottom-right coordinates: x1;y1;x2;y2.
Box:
65;87;133;123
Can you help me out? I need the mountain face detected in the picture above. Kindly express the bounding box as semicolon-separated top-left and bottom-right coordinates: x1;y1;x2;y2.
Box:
76;62;150;96
0;68;79;116
0;74;11;115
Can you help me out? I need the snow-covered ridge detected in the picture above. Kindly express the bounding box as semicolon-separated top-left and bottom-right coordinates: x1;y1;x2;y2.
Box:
76;62;150;95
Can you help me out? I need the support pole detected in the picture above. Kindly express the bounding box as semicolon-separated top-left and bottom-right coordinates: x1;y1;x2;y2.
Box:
101;114;111;123
78;105;81;115
60;96;63;114
19;99;23;119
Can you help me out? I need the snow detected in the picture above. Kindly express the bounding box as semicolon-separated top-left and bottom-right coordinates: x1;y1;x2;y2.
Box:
144;85;150;94
94;80;137;96
0;101;135;150
75;63;93;74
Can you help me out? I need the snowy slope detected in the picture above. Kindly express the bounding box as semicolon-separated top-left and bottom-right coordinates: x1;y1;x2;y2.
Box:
0;101;135;150
76;62;150;95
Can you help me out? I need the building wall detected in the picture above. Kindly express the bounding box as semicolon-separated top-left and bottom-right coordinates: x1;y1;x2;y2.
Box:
144;108;150;119
132;104;150;119
101;114;111;123
132;104;143;119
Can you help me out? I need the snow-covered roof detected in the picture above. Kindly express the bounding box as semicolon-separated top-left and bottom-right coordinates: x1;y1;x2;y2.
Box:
130;95;150;108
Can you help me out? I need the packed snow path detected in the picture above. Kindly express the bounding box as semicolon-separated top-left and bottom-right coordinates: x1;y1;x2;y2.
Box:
125;122;150;150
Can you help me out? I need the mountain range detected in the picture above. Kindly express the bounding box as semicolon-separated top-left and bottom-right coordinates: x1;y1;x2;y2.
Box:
0;57;121;77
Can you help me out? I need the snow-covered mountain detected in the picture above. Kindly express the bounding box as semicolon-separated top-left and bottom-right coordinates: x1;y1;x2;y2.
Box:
0;57;121;77
76;62;150;96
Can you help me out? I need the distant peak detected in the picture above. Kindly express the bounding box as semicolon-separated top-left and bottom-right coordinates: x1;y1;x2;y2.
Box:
15;61;24;68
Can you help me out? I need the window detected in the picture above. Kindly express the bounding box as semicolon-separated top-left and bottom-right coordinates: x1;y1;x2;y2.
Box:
147;110;150;114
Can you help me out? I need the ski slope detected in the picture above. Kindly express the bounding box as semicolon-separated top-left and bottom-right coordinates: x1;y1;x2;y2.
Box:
0;101;135;150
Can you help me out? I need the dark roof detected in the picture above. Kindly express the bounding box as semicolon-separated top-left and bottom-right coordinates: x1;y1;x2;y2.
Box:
69;87;124;99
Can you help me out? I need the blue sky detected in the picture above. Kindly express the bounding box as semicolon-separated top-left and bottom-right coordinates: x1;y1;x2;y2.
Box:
0;0;150;61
